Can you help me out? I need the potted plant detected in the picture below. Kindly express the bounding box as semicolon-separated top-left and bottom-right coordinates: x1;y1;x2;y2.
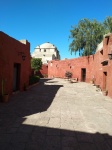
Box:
1;79;9;102
90;76;95;84
23;83;27;91
65;71;72;81
0;56;10;102
103;90;108;96
90;79;94;84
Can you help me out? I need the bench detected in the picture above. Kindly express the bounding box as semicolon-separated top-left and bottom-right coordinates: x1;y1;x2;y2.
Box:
70;78;78;83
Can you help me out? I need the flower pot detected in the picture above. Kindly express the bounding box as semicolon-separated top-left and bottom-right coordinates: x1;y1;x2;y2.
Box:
90;80;94;84
103;91;108;96
0;95;2;102
2;94;9;103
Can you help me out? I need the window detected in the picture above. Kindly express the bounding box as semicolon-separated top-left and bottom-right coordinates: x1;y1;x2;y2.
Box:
100;49;103;55
101;60;108;66
105;36;109;45
44;49;46;52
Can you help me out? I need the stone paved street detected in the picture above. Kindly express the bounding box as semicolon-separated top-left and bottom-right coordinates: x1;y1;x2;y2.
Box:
0;78;112;150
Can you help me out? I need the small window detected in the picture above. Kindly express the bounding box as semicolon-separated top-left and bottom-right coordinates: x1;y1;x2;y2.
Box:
100;49;103;55
101;60;108;66
44;49;46;52
107;37;109;45
105;36;109;45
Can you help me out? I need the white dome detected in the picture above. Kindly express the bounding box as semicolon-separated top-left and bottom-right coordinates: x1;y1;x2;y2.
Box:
32;42;60;64
36;42;56;49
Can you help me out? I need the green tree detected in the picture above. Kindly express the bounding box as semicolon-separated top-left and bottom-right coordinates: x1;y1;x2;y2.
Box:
31;58;42;72
104;16;112;33
69;18;105;56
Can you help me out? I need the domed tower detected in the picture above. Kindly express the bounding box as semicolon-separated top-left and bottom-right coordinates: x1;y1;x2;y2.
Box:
32;42;60;64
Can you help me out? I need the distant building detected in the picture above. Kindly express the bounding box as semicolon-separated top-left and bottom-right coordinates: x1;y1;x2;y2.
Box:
32;42;60;64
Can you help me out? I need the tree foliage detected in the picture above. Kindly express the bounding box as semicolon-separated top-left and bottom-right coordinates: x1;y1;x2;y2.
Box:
104;16;112;33
69;17;112;56
31;58;42;72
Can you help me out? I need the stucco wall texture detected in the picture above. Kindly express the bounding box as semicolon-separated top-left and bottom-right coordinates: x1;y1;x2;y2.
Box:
39;64;48;77
1;31;112;99
0;31;31;95
48;34;112;98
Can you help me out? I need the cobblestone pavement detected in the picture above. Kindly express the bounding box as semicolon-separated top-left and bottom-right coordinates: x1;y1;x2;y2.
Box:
0;78;112;150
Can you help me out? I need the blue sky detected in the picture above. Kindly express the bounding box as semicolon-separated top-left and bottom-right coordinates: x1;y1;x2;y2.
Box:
0;0;112;59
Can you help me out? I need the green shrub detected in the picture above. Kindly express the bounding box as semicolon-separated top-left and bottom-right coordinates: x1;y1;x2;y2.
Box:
29;75;40;85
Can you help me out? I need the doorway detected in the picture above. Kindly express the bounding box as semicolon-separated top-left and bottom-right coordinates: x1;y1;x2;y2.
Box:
103;72;107;90
13;63;20;92
81;68;86;82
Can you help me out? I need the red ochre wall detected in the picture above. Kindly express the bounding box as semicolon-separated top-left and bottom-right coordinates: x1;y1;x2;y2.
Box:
39;64;48;77
1;31;112;99
48;34;112;98
102;34;112;97
0;31;31;95
48;56;94;82
35;64;48;77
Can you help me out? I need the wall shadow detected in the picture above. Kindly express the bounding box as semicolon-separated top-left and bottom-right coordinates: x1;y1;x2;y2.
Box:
0;78;112;150
87;55;94;64
0;78;63;116
0;121;112;150
36;70;44;78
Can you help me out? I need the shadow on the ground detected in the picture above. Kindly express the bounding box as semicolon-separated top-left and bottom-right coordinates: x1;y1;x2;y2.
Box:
0;122;112;150
0;78;62;116
0;78;112;150
45;81;59;83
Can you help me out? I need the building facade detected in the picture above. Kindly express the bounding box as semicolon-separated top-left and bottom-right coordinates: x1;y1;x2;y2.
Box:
48;33;112;98
0;31;31;96
32;42;60;64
